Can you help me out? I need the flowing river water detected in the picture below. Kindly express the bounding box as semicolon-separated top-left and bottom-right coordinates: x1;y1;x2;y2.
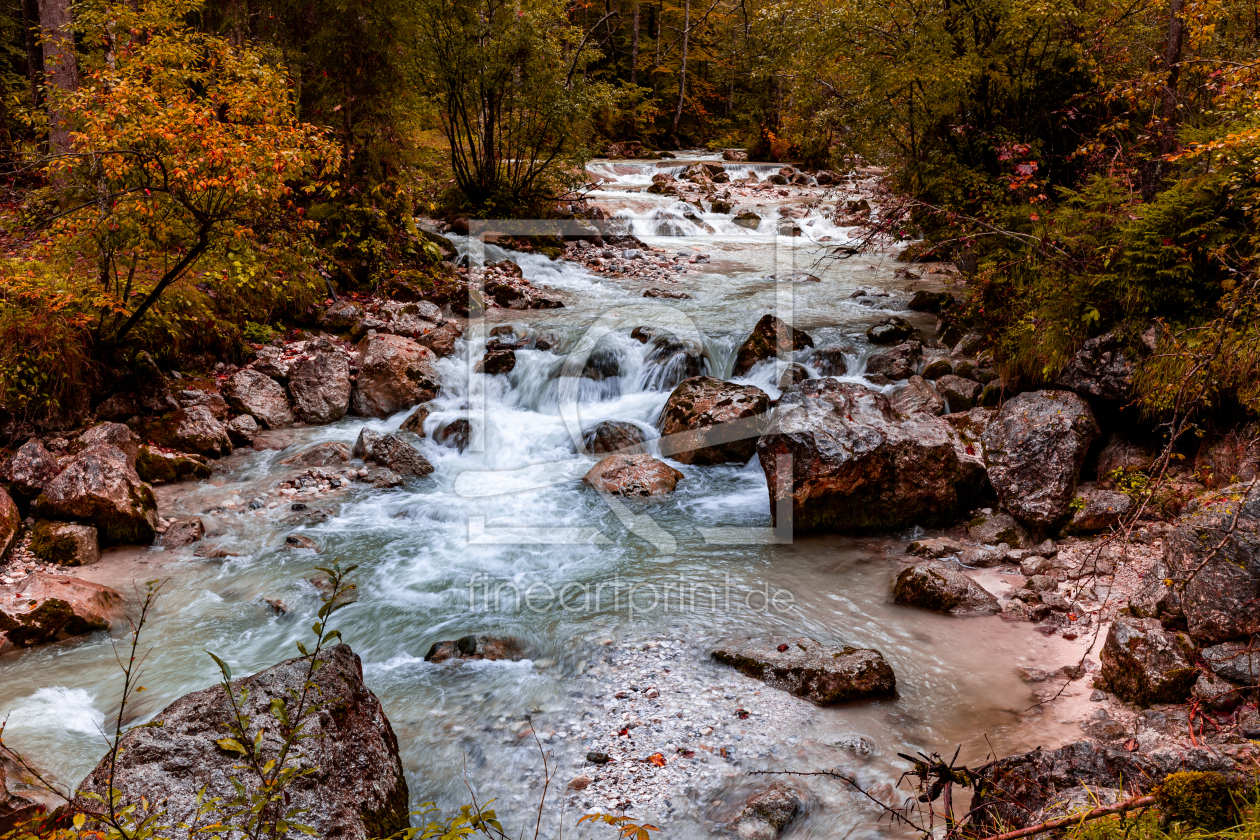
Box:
1;155;1091;838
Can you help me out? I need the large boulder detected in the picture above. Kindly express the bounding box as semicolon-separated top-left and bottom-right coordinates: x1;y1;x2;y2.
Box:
1054;333;1135;401
223;369;295;429
980;390;1099;526
1099;617;1198;706
141;406;232;457
416;321;463;358
33;445;157;545
732;314;814;377
1194;426;1259;489
756;380;986;533
712;637;896;705
351;334;440;418
353;428;434;478
892;561;1000;615
583;454;682;497
1163;483;1260;643
657;376;770;465
288;339;352;424
75;644;410;840
0;574;124;653
2;439;62;499
29;521;99;566
0;488;17;560
865;343;918;381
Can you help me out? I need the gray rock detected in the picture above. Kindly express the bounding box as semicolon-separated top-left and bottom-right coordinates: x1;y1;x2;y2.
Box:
757;380;986;533
223;369;295;429
351;334;441;418
893;561;1000;615
1201;638;1260;685
866;316;915;344
658;376;769;465
968;511;1038;548
724;783;804;840
581;421;648;455
161;517;205;548
74;644;409;840
2;439;61;499
353;428;433;478
288;340;352;424
1055;333;1134;401
732;314;814;377
981;390;1099;526
320;299;365;332
283;442;353;467
251;345;291;381
1163;482;1260;643
1095;433;1154;481
712;637;896;705
968;741;1161;832
865;343;918;380
1032;786;1123;823
810;345;850;376
1099;617;1197;706
142;405;232;457
29;521;99;566
225;414;259;446
1063;484;1133;534
424;634;529;663
33;445;157;545
78;422;141;465
891;376;945;416
936;375;981;411
906;537;963;558
1192;670;1244;711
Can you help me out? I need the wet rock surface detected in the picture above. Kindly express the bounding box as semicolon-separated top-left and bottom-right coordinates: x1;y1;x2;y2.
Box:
28;521;99;566
1163;482;1260;643
757;380;985;533
893;561;1000;615
75;644;410;840
583;454;683;497
353;428;434;478
0;574;123;653
1099;617;1197;706
223;369;295;429
981;390;1099;527
657;376;769;466
288;339;352;424
731;314;814;377
582;421;648;455
33;445;157;545
711;637;896;705
424;634;528;663
351;334;441;418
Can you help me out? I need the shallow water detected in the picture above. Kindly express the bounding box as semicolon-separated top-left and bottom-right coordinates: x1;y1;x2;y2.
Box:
0;159;1090;838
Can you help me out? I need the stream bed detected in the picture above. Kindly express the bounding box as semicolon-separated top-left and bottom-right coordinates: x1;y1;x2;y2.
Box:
0;155;1093;839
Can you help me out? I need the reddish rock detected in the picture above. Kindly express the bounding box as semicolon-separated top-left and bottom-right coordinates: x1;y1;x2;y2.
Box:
732;314;814;377
583;454;683;497
2;439;62;499
657;376;770;465
351;334;441;418
33;445;157;545
223;369;295;429
756;380;986;533
0;574;124;653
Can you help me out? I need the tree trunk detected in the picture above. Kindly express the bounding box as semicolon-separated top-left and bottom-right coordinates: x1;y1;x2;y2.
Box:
671;0;689;138
1143;0;1184;200
37;0;77;155
631;1;639;85
20;0;44;112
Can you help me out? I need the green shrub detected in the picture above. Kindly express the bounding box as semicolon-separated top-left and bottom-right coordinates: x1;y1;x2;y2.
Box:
243;320;277;345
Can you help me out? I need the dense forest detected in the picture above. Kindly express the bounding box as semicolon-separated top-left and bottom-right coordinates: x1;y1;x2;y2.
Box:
0;0;1258;430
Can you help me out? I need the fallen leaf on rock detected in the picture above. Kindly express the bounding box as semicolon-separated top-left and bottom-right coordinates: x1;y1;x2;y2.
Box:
648;753;666;767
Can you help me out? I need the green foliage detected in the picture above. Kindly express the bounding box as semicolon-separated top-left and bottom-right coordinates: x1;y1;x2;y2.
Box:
1154;772;1242;831
242;321;277;345
407;0;608;217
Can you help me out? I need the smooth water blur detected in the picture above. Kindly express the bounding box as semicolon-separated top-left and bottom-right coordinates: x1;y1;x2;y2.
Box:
0;160;1086;838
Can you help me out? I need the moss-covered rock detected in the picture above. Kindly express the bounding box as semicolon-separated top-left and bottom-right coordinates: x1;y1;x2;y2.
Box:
135;446;213;485
29;521;99;566
0;575;123;652
1099;617;1198;706
1154;771;1240;830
